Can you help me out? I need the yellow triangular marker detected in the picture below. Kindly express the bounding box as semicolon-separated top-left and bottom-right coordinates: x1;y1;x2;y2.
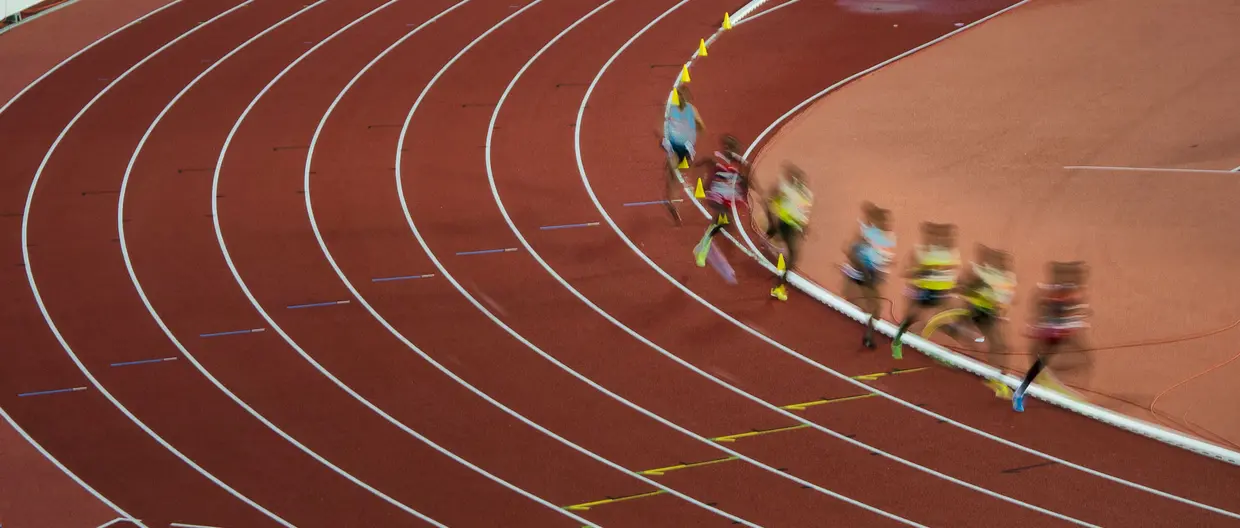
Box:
680;65;691;83
723;12;733;30
698;38;708;57
679;157;690;170
776;253;786;272
718;213;729;225
694;178;705;198
670;88;679;106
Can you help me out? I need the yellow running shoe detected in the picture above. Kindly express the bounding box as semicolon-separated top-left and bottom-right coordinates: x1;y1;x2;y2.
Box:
770;285;788;301
985;379;1013;400
694;240;709;267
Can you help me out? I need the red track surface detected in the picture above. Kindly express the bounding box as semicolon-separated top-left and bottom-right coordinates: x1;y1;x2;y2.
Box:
1;0;1238;526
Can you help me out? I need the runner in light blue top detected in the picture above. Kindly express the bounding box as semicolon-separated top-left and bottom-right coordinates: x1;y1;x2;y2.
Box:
658;84;706;226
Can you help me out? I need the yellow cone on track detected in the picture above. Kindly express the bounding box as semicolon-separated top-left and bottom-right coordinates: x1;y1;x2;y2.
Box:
680;65;691;83
670;88;680;106
680;157;691;170
694;178;705;198
723;12;733;30
698;38;708;57
777;253;786;272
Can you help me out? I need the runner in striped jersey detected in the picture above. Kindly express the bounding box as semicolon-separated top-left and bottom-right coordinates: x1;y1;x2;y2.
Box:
693;135;751;267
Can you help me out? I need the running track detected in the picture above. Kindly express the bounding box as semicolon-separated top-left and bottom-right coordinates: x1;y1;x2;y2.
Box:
2;0;1239;526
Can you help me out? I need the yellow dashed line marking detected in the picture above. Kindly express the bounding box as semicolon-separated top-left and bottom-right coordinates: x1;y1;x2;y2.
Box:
560;366;931;512
565;490;667;511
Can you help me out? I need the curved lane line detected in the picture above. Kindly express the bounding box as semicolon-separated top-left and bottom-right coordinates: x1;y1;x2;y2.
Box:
302;2;624;523
648;0;1240;520
18;3;301;526
386;1;769;525
718;0;1240;508
0;1;185;522
296;0;617;524
116;1;447;524
205;0;491;525
508;0;1100;526
482;0;940;525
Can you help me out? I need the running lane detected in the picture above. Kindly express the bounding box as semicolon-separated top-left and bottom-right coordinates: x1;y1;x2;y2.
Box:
121;0;530;525
323;0;924;525
0;1;290;524
211;0;658;525
579;0;1240;525
431;0;1068;525
16;0;433;525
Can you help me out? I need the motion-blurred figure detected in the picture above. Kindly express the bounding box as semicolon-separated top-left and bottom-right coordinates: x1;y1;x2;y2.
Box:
693;134;751;267
841;201;895;347
764;162;813;301
1013;261;1092;412
950;244;1018;397
891;222;961;359
659;84;706;226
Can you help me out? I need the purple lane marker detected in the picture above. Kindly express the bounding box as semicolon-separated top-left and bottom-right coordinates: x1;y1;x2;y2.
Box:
372;273;435;282
199;328;265;338
286;300;351;310
111;357;178;368
540;222;599;230
19;387;87;398
456;248;518;256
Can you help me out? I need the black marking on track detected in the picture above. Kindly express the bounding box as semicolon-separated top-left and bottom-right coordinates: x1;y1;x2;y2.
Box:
1001;461;1058;474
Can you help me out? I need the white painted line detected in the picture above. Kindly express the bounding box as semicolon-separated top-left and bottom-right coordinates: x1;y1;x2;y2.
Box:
0;4;186;523
0;4;184;523
391;0;763;523
660;0;1240;518
726;0;1240;476
299;1;614;525
572;1;1098;526
19;3;297;526
391;1;762;525
95;518;138;528
206;1;466;525
1064;165;1240;175
118;0;447;525
489;0;931;525
170;523;222;528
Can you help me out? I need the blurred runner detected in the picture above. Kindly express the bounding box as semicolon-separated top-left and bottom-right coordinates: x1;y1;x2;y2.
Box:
659;84;706;227
841;202;895;347
891;222;961;359
1013;261;1092;412
949;244;1018;397
765;163;813;301
693;134;751;267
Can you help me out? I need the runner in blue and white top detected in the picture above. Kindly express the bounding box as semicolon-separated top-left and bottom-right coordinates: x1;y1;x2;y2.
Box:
659;84;706;226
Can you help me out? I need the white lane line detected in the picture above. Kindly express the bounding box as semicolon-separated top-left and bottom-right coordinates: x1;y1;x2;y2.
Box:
19;3;297;526
561;2;1088;527
670;0;1240;520
0;3;184;524
484;0;938;525
207;0;460;525
305;3;611;523
1064;165;1240;175
117;0;447;524
95;518;138;528
301;1;616;525
390;1;764;526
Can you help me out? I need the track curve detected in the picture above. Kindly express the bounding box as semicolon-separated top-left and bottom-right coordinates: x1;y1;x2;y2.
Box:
1;0;1237;526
